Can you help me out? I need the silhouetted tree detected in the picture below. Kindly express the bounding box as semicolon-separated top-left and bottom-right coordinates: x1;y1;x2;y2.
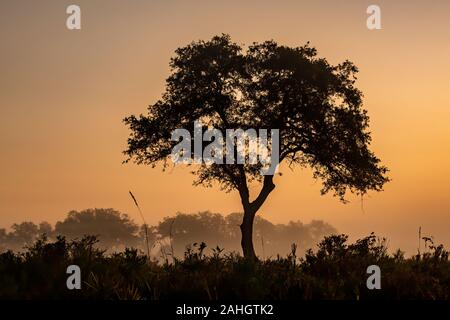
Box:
38;222;53;236
54;208;141;250
10;222;39;245
124;34;389;260
0;221;52;252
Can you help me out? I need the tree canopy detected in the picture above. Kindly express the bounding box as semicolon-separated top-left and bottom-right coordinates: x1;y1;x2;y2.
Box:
124;34;388;201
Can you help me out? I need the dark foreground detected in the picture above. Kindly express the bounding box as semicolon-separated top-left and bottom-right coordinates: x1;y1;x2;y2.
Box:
0;233;449;300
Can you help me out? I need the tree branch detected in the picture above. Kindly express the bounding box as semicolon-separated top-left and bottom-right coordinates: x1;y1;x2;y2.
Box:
237;165;250;207
249;175;275;213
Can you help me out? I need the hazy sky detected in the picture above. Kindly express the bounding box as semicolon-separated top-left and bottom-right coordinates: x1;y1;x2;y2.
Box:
1;0;449;254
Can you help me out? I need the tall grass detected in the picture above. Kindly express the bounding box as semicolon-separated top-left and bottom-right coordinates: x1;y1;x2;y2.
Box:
128;191;150;258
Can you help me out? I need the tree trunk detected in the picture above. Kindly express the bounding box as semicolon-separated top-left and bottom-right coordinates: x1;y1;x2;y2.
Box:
240;206;257;260
239;175;275;261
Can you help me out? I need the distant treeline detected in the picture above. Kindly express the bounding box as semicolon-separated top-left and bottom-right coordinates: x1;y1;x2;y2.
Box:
0;208;336;258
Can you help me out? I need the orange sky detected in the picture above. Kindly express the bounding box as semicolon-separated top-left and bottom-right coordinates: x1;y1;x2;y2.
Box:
1;0;449;254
